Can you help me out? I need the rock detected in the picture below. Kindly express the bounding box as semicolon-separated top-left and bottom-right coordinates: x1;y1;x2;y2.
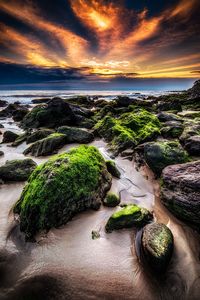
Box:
11;133;28;147
103;192;120;207
0;103;28;120
178;111;200;119
161;161;200;230
115;96;136;107
105;204;153;232
187;79;200;99
0;124;4;128
21;98;87;129
0;159;37;182
0;100;8;107
95;108;160;154
2;131;19;143
106;160;121;178
91;230;100;240
179;124;200;144
157;98;182;112
143;141;189;176
157;112;183;123
161;121;184;138
23;133;67;157
0;150;4;156
31;98;51;104
184;135;200;156
26;129;55;144
12;107;29;122
57;126;94;143
14;145;112;239
142;223;173;273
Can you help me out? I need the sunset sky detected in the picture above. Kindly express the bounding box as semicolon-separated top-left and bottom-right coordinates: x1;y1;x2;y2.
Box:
0;0;199;89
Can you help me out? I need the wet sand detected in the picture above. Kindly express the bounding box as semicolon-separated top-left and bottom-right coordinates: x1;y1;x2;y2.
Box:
0;119;200;299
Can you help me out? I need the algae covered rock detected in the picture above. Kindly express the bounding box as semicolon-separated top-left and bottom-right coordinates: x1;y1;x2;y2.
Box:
106;160;121;178
143;141;189;176
95;108;160;153
0;159;37;182
26;129;54;144
105;204;152;232
14;145;112;239
103;192;120;207
142;223;173;273
161;161;200;229
57;126;94;143
161;122;184;138
24;133;67;157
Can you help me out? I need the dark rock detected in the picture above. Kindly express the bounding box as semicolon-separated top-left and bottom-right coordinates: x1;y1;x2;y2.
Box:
157;112;183;123
0;124;4;128
0;150;4;156
24;133;67;157
12;133;28;147
115;96;136;107
179;124;200;144
57;126;94;143
161;161;200;230
157;99;182;112
0;103;28;120
31;98;51;104
0;100;8;107
0;159;37;182
161;121;184;138
106;160;121;178
103;192;120;207
138;141;189;176
26;129;55;144
2;131;19;143
187;79;200;99
178;111;200;119
14;145;112;239
12;107;29;122
105;204;153;232
184;136;200;156
142;223;173;273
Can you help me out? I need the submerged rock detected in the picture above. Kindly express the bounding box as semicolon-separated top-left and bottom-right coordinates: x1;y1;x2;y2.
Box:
14;145;112;239
106;160;121;178
2;131;19;143
142;223;173;273
24;133;67;157
103;192;120;207
161;161;200;230
57;126;94;143
105;204;153;232
0;159;37;182
184;136;200;156
143;141;189;176
26;129;55;144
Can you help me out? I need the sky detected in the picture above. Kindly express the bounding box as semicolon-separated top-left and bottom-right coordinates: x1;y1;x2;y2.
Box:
0;0;199;89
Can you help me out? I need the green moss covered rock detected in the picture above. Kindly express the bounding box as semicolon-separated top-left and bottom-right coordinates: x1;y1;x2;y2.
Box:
142;223;173;273
14;145;112;239
0;159;37;182
95;108;160;153
57;126;94;143
143;141;189;176
103;192;120;207
105;204;153;232
26;129;55;144
12;132;28;147
161;122;184;138
23;133;67;157
106;160;121;178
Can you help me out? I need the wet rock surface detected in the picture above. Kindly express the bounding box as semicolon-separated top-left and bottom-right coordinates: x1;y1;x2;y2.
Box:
57;126;94;143
2;131;19;143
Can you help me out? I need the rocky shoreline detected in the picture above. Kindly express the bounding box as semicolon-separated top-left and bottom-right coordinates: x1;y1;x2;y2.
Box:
0;80;200;299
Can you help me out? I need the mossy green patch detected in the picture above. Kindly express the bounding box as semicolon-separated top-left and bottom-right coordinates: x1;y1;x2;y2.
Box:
14;145;112;239
103;192;120;207
105;204;153;232
95;108;160;153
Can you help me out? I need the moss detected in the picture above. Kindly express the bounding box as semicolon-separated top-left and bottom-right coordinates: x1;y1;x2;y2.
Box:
103;192;120;207
105;204;153;232
14;145;111;239
106;160;121;178
95;108;160;153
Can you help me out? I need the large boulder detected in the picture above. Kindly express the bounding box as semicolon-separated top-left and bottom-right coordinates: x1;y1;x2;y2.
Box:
12;107;29;122
161;161;200;230
23;133;67;157
2;131;19;143
26;129;55;144
184;136;200;156
14;145;112;239
142;223;173;273
0;103;28;120
157;112;183;123
161;121;184;138
0;159;37;182
105;204;153;232
142;141;189;176
21;98;89;129
57;126;94;143
95;108;160;154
